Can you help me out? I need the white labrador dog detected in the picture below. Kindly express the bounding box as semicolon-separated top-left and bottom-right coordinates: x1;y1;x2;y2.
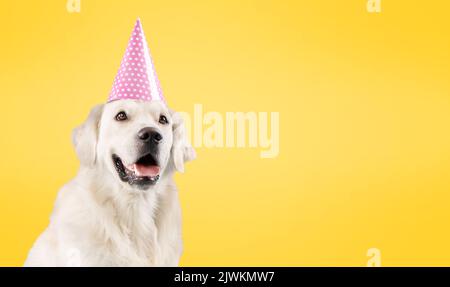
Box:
24;100;195;266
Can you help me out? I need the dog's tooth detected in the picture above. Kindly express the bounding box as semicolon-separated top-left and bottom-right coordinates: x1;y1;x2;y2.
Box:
133;164;141;176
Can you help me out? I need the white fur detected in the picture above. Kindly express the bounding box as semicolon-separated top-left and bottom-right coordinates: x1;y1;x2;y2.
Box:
24;100;195;266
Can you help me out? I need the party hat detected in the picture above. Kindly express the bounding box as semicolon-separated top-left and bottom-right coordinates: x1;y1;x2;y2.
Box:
108;18;164;102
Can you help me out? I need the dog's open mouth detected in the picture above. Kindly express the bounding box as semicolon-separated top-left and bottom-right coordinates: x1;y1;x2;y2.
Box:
112;153;160;188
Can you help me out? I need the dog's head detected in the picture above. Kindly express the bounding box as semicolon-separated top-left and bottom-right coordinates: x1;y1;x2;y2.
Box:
72;100;195;190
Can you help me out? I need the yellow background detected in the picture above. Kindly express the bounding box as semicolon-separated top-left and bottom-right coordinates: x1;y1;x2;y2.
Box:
1;0;450;266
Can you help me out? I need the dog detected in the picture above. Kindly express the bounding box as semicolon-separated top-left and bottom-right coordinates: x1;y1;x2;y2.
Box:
24;100;195;266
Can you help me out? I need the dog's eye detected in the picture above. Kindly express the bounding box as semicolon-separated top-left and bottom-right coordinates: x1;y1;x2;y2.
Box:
159;115;169;125
115;111;128;121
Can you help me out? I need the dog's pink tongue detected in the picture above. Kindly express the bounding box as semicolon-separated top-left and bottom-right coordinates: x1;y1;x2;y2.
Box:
133;164;160;177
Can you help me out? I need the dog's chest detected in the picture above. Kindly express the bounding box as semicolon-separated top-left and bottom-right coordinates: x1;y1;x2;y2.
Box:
98;221;178;266
76;185;181;266
111;231;157;266
85;198;159;266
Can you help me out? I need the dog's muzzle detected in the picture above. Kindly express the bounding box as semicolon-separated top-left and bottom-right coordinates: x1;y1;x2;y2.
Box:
111;127;164;189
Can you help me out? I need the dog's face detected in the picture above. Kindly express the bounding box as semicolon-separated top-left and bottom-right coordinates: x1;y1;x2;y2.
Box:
99;100;175;189
72;100;195;191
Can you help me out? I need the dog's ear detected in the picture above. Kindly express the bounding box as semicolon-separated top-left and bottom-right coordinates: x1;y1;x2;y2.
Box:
72;104;104;167
171;111;196;173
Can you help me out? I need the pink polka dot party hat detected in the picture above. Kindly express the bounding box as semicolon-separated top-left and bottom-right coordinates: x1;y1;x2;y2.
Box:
108;18;165;103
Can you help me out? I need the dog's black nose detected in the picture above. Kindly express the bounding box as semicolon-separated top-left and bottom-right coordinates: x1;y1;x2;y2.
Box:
138;127;163;144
